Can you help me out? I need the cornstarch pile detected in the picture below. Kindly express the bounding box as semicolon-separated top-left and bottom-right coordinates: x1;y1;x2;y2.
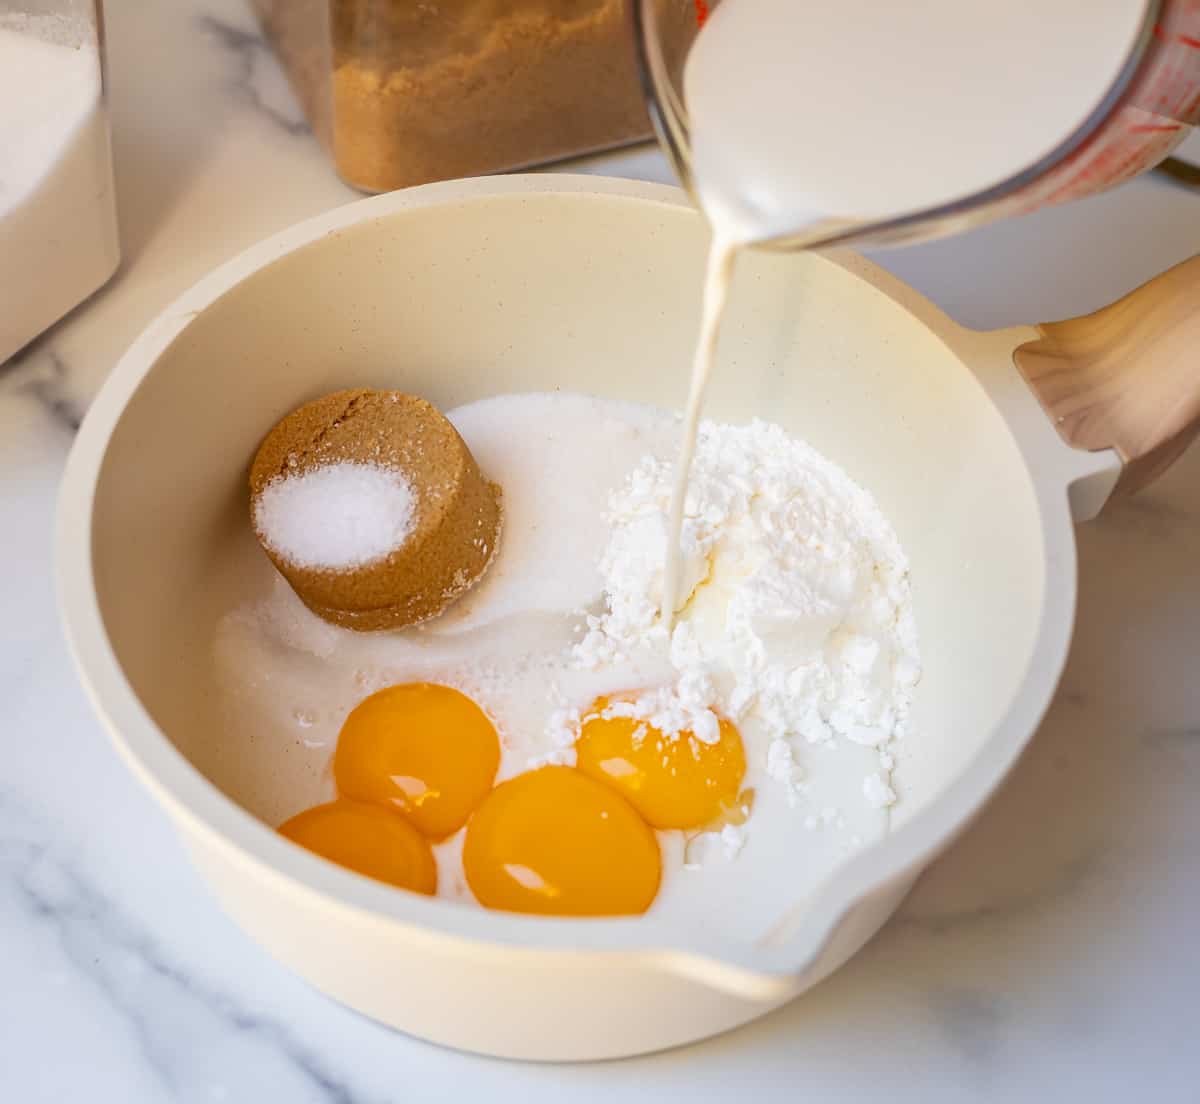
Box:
559;418;920;823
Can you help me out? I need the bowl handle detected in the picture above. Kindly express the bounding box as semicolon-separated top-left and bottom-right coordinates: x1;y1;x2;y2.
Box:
1013;254;1200;499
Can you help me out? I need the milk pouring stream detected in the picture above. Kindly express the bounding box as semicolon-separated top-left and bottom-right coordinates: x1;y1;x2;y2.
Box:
658;0;1200;621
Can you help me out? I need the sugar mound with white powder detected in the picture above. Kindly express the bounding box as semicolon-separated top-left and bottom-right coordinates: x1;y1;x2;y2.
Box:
573;418;920;808
254;461;417;570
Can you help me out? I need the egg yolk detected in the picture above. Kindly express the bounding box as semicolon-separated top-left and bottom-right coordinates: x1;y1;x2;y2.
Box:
462;766;660;916
334;682;500;841
574;697;746;830
278;799;437;894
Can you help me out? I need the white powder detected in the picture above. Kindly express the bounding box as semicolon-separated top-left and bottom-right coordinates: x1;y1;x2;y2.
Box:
532;704;584;769
766;736;804;802
573;418;920;827
863;772;898;809
720;823;747;859
254;461;417;570
597;673;722;745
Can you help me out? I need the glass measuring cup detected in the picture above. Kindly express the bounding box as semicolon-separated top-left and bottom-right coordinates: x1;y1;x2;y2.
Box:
630;0;1200;250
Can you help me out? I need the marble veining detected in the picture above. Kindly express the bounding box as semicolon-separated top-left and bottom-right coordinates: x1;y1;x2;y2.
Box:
1;348;85;433
2;794;371;1104
196;15;310;138
3;0;1200;1097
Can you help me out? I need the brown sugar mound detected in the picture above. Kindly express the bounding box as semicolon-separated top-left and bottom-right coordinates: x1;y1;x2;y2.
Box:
250;0;677;193
249;390;501;631
329;0;651;192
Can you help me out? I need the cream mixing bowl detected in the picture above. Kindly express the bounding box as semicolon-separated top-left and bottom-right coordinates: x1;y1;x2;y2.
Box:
56;176;1200;1060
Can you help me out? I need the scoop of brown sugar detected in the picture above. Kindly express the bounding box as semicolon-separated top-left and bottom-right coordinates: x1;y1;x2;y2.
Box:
249;389;501;631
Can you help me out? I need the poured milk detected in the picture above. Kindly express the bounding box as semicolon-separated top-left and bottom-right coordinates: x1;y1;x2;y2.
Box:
661;0;1151;619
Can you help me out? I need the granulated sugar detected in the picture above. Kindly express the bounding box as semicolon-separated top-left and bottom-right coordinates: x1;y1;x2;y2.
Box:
254;461;416;570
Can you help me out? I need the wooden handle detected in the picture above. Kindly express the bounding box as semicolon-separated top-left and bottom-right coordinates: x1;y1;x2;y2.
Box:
1013;255;1200;497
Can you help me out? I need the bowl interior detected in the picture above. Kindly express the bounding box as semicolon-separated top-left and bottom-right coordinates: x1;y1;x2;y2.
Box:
89;185;1045;927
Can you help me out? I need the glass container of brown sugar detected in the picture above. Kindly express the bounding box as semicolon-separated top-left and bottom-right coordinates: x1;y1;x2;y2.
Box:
252;0;691;193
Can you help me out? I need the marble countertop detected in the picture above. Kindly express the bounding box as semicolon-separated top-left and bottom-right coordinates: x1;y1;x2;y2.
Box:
5;0;1200;1097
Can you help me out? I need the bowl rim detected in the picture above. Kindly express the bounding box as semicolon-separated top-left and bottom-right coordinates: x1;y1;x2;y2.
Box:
56;174;1082;999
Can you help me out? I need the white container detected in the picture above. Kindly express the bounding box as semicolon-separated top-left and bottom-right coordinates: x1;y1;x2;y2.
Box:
0;0;119;365
56;177;1200;1060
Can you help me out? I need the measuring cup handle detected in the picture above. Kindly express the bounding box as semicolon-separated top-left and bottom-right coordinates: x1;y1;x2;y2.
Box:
1013;254;1200;498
